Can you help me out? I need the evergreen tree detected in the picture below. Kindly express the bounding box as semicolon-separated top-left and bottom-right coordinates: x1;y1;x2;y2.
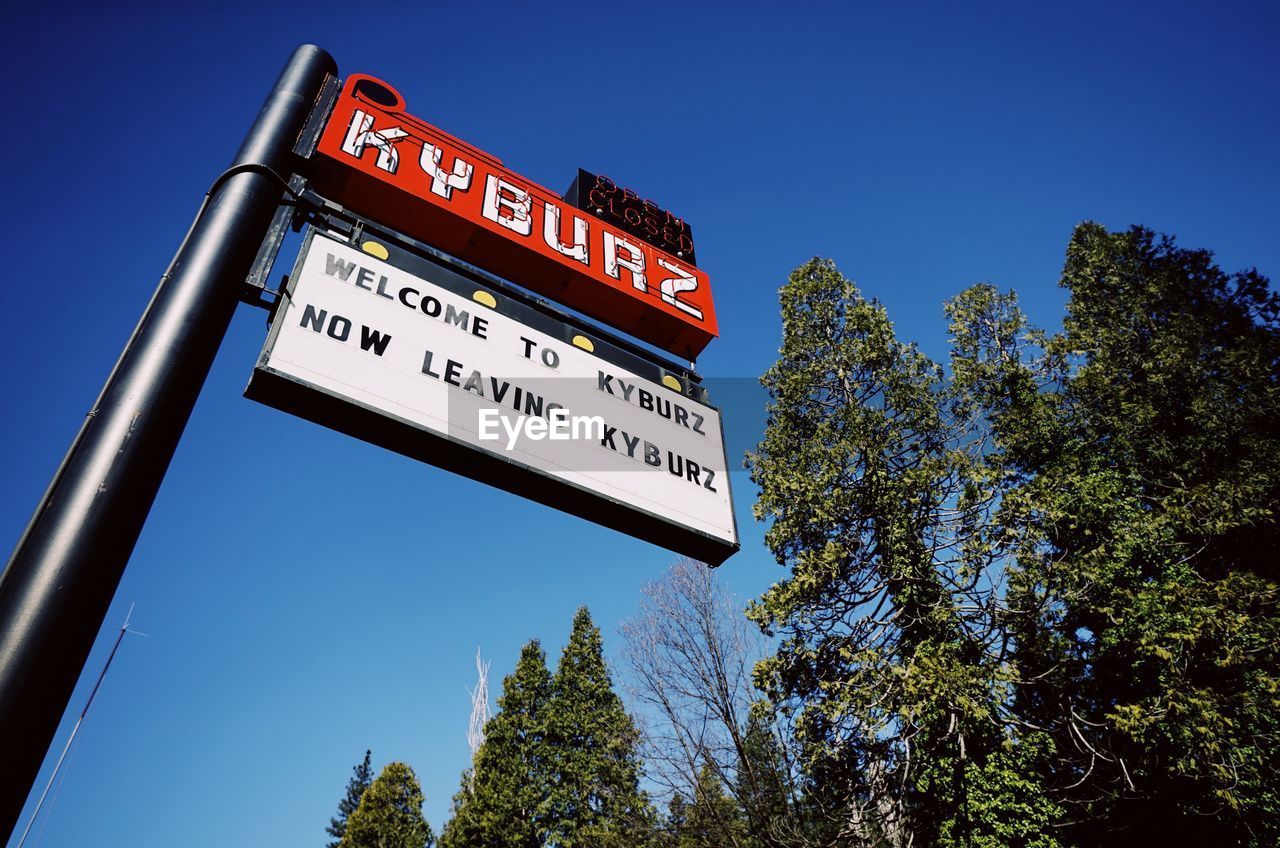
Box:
734;709;798;844
953;224;1280;844
439;640;553;848
675;762;748;848
544;607;658;847
327;750;374;848
339;761;434;848
750;226;1280;845
748;258;1058;846
663;793;689;844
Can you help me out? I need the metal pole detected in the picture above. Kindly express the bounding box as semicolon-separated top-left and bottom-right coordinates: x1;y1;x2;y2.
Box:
0;45;336;839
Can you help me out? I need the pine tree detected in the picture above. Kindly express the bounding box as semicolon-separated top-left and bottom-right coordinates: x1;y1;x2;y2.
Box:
664;793;689;844
544;607;657;848
327;750;374;848
439;640;553;848
339;761;435;848
750;227;1280;845
675;763;747;848
734;710;798;844
953;224;1280;844
748;258;1057;846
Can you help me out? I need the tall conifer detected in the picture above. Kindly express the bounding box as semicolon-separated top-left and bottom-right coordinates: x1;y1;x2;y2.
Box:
675;763;748;848
326;750;374;848
544;607;657;847
338;761;434;848
750;227;1280;845
440;640;553;848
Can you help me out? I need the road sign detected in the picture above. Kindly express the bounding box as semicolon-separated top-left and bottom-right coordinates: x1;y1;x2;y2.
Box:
246;229;739;564
310;75;719;359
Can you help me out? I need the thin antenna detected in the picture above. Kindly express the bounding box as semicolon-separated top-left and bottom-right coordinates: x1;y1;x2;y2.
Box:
16;604;145;848
465;648;491;765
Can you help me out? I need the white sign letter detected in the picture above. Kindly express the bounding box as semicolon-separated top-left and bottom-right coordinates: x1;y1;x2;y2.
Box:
482;176;533;236
603;231;647;293
420;143;473;199
542;202;589;265
655;257;704;320
341;110;409;174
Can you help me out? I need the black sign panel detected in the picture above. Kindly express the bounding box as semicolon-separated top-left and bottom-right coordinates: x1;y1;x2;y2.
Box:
566;169;697;266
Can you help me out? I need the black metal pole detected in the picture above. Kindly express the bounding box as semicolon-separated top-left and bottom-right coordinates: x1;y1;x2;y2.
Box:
0;45;336;839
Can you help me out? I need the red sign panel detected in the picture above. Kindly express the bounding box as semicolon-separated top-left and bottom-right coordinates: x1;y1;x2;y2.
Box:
312;75;718;359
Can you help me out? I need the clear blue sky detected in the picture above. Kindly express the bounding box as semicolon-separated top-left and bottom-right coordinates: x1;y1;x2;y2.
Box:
2;2;1276;845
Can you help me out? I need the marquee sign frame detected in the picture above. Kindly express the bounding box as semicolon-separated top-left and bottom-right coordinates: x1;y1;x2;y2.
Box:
247;224;739;565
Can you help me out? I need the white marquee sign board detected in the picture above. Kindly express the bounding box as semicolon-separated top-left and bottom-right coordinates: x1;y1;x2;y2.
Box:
247;230;738;564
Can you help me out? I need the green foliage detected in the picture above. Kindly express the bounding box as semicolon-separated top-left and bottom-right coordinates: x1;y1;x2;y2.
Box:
339;762;434;848
439;640;553;848
914;732;1063;848
734;708;795;837
327;750;374;848
442;609;657;847
980;224;1280;844
747;258;1053;845
750;226;1280;845
544;607;658;848
733;703;843;846
667;763;748;848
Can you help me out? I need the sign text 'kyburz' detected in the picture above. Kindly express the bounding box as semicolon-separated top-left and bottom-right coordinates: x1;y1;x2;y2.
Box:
312;76;718;359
